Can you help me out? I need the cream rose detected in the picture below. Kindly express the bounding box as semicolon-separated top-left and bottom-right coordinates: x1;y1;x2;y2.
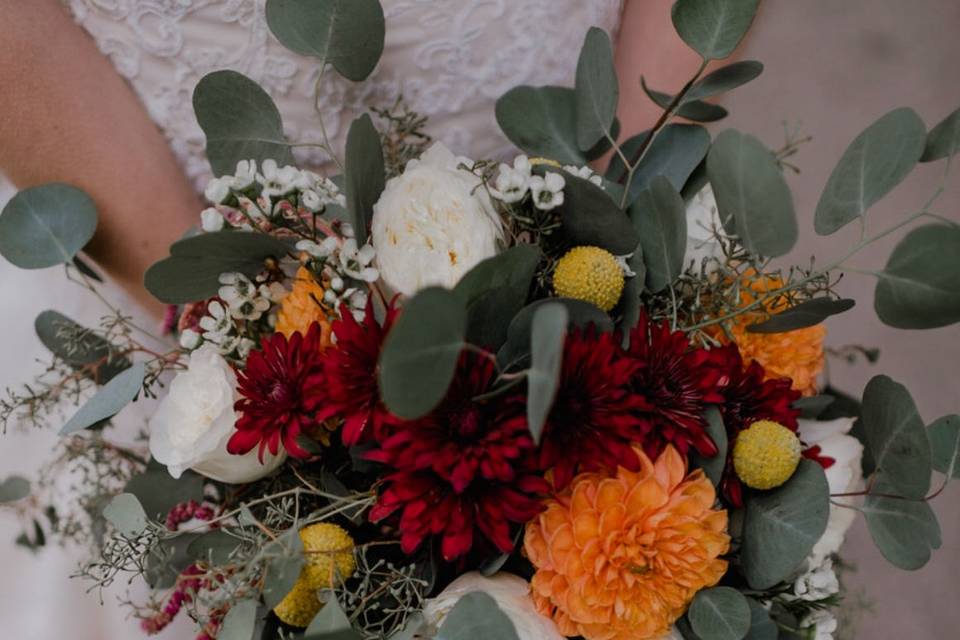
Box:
149;344;285;483
371;142;502;296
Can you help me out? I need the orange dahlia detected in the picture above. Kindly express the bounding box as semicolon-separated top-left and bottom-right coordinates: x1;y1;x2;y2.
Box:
276;266;334;348
525;445;729;640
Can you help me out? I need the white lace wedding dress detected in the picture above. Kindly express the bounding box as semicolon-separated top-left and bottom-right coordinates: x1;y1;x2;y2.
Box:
0;1;622;638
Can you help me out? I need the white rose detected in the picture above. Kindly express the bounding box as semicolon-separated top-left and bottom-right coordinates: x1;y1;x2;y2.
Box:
798;417;864;565
685;184;724;269
371;142;502;296
421;572;563;640
149;345;285;483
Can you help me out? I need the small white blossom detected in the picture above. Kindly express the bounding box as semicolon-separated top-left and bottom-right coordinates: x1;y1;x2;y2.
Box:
258;282;287;304
178;328;201;350
801;608;838;640
789;558;840;602
200;207;225;232
204;177;231;204
563;164;604;187
231;159;258;190
338;239;379;282
296;237;339;259
493;155;533;203
257;159;301;198
198;301;234;345
330;276;344;292
218;273;257;307
529;172;566;210
301;189;324;212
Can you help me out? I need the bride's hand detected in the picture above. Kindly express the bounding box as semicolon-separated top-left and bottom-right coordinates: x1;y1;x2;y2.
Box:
0;0;201;316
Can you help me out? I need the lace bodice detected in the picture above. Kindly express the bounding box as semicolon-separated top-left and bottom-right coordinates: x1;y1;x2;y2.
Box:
65;0;623;191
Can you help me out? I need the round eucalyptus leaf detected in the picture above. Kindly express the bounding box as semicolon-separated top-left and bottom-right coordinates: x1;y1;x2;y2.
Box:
863;478;941;570
687;60;764;101
688;586;751;640
125;461;204;520
304;594;362;639
815;107;926;235
187;529;243;566
193;70;294;176
102;493;148;537
671;0;761;60
0;476;31;504
35;310;130;383
640;77;729;123
746;298;855;334
526;303;569;444
744;599;778;640
497;298;612;370
436;592;519;640
344;113;385;244
266;0;385;82
874;223;960;329
920;106;960;162
690;407;727;487
262;529;306;610
0;183;97;269
378;287;467;420
557;171;639;254
574;27;619;151
496;86;585;165
60;363;146;435
929;414;960;479
707;129;797;257
218;599;259;640
632;176;687;293
741;459;829;589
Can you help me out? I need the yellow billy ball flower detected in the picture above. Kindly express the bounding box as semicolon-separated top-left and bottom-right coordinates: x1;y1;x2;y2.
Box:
733;420;802;490
552;246;625;312
273;523;356;627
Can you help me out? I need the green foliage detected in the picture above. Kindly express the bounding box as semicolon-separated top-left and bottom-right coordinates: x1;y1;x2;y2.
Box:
0;183;97;269
435;592;520;640
35;310;130;383
266;0;385;82
744;599;778;640
145;230;292;303
746;298;855;334
187;529;242;565
618;242;647;346
861;375;931;499
688;586;751;640
496;86;587;165
691;407;727;486
671;0;760;60
874;223;960;329
102;493;148;537
0;475;31;503
378;288;466;419
344;113;386;244
920;106;960;162
526;303;568;444
262;528;306;609
305;596;363;639
60;363;145;435
574;27;619;151
124;460;204;520
707;129;797;257
641;78;728;123
556;171;639;254
193;70;294;176
863;478;941;570
928;414;960;479
814;108;926;235
497;298;612;368
741;460;830;589
632;176;687;292
218;599;260;640
687;61;764;101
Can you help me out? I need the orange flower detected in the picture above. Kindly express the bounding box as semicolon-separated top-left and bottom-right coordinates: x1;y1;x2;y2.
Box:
275;267;333;347
524;446;729;640
715;274;825;396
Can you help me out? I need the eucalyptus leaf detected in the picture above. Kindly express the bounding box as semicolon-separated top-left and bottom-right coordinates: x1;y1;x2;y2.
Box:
125;460;204;520
60;363;145;435
495;86;585;165
741;459;829;589
690;407;727;486
193;70;294;176
262;528;306;610
814;108;926;235
929;414;960;479
688;586;751;640
744;599;778;640
920;106;960;162
574;27;618;151
218;599;259;640
619;243;647;346
0;183;97;269
378;288;466;419
35;310;130;384
527;303;568;444
746;298;855;334
671;0;760;60
861;375;931;499
266;0;384;81
632;176;687;292
387;613;426;640
687;60;764;101
71;255;103;282
187;529;242;565
874;223;960;329
102;493;148;537
0;476;31;503
863;478;941;570
640;78;728;123
557;171;639;254
707;129;797;257
304;595;362;639
436;592;519;640
792;395;836;420
145;230;293;303
145;533;203;588
344;113;385;244
497;298;612;369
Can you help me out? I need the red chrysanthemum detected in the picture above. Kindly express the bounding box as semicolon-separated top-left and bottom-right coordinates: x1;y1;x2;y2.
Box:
625;313;725;460
367;352;547;561
228;323;327;460
537;327;647;490
711;343;802;505
317;302;399;446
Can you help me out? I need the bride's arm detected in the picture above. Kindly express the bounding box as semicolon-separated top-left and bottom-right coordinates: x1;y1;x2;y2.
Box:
0;0;200;315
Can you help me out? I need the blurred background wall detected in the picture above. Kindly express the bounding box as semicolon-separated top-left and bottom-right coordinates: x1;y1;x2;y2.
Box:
725;0;960;636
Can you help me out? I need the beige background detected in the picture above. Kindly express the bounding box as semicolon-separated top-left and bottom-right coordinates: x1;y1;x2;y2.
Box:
724;1;960;636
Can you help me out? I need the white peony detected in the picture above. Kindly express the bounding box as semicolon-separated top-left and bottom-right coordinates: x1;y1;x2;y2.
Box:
421;572;563;640
797;417;864;565
371;142;502;296
684;184;725;269
149;345;285;483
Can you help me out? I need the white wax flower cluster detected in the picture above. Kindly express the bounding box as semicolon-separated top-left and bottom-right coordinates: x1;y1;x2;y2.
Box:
490;155;604;210
296;226;378;322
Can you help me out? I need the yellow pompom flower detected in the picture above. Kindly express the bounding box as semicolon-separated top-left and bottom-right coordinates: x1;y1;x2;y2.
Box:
552;246;625;312
732;420;802;490
273;523;356;627
276;266;334;348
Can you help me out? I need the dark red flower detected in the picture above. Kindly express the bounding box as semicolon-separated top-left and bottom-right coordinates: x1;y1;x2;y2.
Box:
537;327;647;490
317;302;399;446
228;323;327;460
625;313;726;459
367;352;547;561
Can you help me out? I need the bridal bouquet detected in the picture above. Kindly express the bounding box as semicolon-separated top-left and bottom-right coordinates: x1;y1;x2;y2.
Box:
2;1;959;639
